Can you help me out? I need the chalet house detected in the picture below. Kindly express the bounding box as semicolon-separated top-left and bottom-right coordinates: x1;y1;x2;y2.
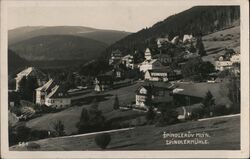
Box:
144;69;168;82
153;54;172;65
157;37;170;48
139;59;163;73
215;56;233;71
144;68;177;82
135;82;173;108
94;75;113;92
45;85;71;109
121;54;134;69
15;67;47;91
109;50;123;65
138;48;164;72
36;79;57;105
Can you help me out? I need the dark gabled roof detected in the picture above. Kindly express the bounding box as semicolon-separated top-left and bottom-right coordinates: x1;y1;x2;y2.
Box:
143;81;173;89
136;82;173;94
36;79;56;91
147;68;173;74
111;49;122;56
173;82;232;105
47;85;70;99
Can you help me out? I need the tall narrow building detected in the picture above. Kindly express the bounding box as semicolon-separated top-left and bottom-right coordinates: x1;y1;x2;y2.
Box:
144;48;152;60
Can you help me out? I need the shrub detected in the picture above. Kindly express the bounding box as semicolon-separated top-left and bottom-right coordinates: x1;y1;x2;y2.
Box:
51;120;66;137
156;103;179;126
77;101;106;133
94;133;111;149
146;106;156;123
113;95;120;110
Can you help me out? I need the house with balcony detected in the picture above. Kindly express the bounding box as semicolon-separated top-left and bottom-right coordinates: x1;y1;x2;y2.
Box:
144;68;181;82
121;54;134;69
135;82;173;108
109;50;123;65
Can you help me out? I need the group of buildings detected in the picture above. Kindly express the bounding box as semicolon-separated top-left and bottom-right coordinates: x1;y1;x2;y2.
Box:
156;34;195;48
13;67;71;108
215;51;240;72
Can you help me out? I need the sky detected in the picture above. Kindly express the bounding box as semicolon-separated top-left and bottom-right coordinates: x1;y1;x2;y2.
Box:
7;1;193;32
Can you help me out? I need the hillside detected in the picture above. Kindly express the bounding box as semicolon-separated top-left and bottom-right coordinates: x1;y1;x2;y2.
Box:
10;115;240;150
8;49;30;74
9;35;108;61
104;6;240;57
202;26;240;64
8;26;130;45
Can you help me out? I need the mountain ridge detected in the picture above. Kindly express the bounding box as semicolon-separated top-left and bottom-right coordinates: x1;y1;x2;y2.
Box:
9;34;108;61
8;26;131;45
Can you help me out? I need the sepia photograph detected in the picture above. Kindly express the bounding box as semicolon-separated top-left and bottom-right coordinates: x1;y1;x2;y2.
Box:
1;0;249;158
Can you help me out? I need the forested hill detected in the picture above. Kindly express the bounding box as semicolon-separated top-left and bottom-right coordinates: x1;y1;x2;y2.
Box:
8;49;30;74
103;6;240;57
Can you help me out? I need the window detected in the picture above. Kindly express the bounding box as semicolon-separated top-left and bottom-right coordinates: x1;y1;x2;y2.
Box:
58;93;64;97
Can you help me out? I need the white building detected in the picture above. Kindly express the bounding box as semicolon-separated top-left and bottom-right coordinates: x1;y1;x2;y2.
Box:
157;37;170;48
15;67;47;91
15;67;35;91
144;48;152;60
171;36;180;44
138;48;164;72
135;85;150;108
139;59;163;72
144;69;168;82
45;85;71;109
215;60;233;71
121;54;134;69
183;34;194;43
135;83;173;108
36;79;56;105
230;53;240;63
144;69;180;82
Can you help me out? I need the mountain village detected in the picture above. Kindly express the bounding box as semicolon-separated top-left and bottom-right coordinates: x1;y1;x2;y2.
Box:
7;6;241;151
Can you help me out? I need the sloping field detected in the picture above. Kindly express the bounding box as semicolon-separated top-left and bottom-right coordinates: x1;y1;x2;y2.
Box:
10;115;240;150
202;26;240;65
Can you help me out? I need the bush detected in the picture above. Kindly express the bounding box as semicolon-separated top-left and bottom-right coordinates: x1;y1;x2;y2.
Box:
156;104;179;126
76;100;106;133
146;106;156;124
113;95;120;110
94;133;111;149
51;120;66;137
